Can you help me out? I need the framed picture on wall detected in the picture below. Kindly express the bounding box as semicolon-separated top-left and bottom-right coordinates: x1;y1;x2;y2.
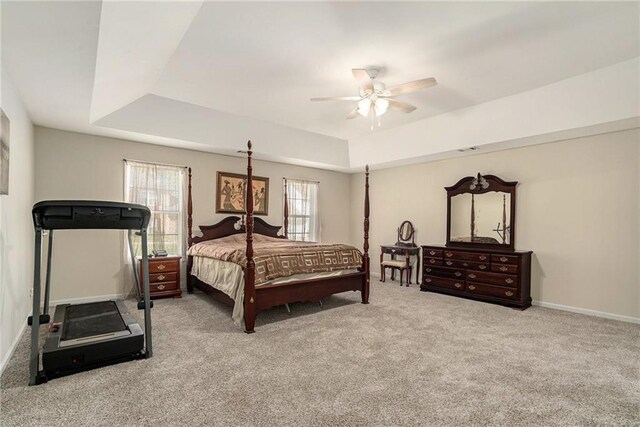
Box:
0;109;10;195
216;171;269;216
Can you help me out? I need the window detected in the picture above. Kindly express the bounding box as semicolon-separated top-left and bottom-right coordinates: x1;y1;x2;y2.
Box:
124;160;186;256
284;178;319;242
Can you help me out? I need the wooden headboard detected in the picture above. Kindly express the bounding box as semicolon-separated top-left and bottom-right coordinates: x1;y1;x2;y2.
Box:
190;216;285;245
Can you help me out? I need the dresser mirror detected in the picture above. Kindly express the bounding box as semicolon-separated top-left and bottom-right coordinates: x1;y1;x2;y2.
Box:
446;173;517;251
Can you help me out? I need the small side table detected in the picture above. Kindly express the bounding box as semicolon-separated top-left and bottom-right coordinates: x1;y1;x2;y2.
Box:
138;255;182;299
380;245;421;286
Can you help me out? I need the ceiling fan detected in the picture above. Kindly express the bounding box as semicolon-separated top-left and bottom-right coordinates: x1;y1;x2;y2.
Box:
311;68;437;127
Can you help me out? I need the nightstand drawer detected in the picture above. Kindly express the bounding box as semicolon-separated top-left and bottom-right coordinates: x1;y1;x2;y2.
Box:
150;281;178;293
149;259;179;273
150;272;177;283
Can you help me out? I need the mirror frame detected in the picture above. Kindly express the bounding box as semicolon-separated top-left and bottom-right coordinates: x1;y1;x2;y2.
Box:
396;220;415;246
446;174;517;252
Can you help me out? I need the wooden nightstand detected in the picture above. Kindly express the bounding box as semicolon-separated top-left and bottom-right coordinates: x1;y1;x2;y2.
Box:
138;256;182;299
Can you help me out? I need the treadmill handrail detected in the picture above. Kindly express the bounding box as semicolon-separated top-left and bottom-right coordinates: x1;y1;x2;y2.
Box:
32;200;151;230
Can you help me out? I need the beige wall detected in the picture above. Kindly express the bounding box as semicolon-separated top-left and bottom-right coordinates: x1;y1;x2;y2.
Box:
34;127;351;301
1;69;35;372
350;129;640;320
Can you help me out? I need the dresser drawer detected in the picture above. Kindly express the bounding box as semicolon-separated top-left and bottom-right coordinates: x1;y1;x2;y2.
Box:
443;259;489;271
150;272;177;283
492;254;519;265
491;264;519;274
423;266;465;279
444;250;490;262
424;257;443;266
150;281;178;293
466;282;518;300
423;275;465;291
149;259;179;273
423;248;443;258
466;271;517;288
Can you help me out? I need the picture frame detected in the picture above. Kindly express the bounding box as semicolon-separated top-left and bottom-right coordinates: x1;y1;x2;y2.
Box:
216;171;269;215
1;109;9;195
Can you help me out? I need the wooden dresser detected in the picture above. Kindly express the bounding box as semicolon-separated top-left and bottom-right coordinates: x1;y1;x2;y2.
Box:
421;245;532;309
138;256;182;299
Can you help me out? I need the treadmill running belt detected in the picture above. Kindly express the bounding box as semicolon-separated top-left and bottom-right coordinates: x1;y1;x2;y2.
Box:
62;301;128;341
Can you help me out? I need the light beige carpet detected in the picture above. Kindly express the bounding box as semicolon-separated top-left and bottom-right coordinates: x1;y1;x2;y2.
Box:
1;281;639;426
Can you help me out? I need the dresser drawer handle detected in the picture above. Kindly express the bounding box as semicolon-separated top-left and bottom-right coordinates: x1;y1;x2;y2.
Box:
445;252;453;257
157;284;165;290
429;250;436;256
463;263;468;267
157;264;166;270
468;285;476;290
500;257;508;262
479;255;487;261
446;261;453;266
454;283;462;288
157;274;166;281
429;259;437;264
479;265;487;270
505;278;514;284
505;291;514;297
468;273;476;279
455;272;462;277
500;266;508;272
425;278;432;283
425;268;432;272
391;249;397;253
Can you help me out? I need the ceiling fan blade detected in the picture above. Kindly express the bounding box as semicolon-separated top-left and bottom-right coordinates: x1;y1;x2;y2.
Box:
352;69;374;93
381;77;437;97
388;99;417;113
346;107;360;119
310;96;362;101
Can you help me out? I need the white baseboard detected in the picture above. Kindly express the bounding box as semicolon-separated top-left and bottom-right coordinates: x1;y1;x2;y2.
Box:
0;320;27;376
532;300;639;324
47;293;128;307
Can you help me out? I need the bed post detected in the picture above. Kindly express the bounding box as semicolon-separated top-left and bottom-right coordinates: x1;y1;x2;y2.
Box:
186;167;194;293
244;141;257;333
362;165;370;304
283;178;289;238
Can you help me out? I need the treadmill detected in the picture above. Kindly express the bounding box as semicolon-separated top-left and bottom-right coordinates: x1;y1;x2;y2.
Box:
29;201;153;385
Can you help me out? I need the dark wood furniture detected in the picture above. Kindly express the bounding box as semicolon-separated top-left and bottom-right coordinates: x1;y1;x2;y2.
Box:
380;245;420;286
422;173;532;309
186;141;371;333
138;256;182;299
446;173;517;251
421;246;531;309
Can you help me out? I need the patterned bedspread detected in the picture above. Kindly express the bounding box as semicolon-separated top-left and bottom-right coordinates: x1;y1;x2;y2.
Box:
187;234;363;285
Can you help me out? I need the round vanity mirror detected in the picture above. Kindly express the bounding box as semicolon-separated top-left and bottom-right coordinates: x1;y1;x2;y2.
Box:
398;220;415;245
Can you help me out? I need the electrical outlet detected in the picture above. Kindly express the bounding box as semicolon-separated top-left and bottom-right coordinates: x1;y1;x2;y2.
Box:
29;288;33;298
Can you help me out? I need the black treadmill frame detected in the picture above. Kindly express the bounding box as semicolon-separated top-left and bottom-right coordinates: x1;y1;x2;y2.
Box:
29;200;153;385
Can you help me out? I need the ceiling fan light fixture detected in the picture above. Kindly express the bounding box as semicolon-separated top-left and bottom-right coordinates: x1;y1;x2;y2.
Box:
357;98;371;117
374;98;389;116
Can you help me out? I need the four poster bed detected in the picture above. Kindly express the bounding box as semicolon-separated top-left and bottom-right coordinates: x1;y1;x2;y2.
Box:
186;141;371;333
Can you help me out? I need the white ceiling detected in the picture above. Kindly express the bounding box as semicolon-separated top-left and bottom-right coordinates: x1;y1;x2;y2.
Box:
2;1;639;171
